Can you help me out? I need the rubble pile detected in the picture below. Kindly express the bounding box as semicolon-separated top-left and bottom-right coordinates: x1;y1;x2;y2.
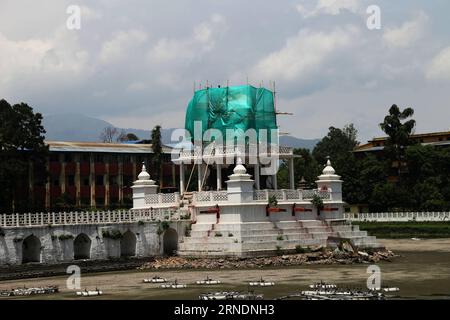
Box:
138;248;397;270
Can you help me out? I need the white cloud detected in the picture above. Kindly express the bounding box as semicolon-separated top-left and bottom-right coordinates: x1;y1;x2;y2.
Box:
80;5;103;21
250;26;357;82
126;82;147;92
0;28;89;89
99;29;148;64
148;14;227;64
296;0;361;18
426;46;450;81
383;12;428;48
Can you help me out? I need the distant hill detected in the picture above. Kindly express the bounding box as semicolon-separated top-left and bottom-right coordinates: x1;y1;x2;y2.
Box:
279;136;319;150
43;114;319;150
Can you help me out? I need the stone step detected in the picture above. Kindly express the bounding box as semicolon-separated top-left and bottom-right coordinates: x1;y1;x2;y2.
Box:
335;231;368;238
185;231;315;242
297;220;326;227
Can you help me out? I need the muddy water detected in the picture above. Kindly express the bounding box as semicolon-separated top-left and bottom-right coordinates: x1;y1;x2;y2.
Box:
1;239;450;300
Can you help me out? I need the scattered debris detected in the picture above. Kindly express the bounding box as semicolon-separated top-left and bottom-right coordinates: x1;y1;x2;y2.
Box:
199;291;263;300
138;249;397;271
160;279;187;289
76;288;103;297
196;276;221;285
0;285;59;297
143;275;167;283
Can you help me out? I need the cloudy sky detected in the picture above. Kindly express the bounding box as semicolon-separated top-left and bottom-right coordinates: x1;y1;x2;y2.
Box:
1;0;450;142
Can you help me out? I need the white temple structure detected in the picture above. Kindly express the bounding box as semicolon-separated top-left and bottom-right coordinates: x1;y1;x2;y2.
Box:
131;158;381;257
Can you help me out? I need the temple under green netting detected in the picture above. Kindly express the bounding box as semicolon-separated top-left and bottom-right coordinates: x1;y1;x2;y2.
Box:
185;85;278;143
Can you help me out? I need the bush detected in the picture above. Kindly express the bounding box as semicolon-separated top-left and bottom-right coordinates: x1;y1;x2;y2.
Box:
311;194;324;212
295;245;311;254
13;237;23;243
228;232;233;237
181;213;191;220
102;229;122;239
276;235;284;241
58;234;74;241
214;232;223;237
0;228;5;237
138;220;145;226
51;235;57;241
275;245;282;255
184;225;192;237
160;221;170;230
268;195;278;207
358;221;450;239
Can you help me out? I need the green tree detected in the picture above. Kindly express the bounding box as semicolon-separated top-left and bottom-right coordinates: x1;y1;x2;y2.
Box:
359;154;389;208
151;125;163;187
405;144;450;211
293;148;319;188
0;99;48;213
312;124;361;204
117;130;139;142
276;148;319;189
312;124;359;165
379;104;416;177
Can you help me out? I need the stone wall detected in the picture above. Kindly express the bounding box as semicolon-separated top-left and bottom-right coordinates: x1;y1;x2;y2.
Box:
0;221;188;265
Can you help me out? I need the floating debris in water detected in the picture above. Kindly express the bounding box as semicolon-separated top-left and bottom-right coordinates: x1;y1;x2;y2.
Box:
249;277;275;287
196;276;221;285
0;286;59;297
199;291;263;300
143;275;167;283
76;288;103;297
160;279;187;289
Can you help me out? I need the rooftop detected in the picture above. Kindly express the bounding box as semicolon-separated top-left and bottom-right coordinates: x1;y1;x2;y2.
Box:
46;141;173;154
354;130;450;153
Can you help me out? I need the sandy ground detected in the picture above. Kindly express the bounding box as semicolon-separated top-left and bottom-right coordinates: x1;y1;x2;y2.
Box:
1;238;449;299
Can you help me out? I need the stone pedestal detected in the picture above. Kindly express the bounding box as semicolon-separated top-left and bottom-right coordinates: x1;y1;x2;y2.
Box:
225;158;254;203
316;159;343;202
131;164;158;209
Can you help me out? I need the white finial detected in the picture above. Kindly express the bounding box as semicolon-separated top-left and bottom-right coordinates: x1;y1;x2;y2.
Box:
322;158;335;175
233;157;247;174
138;163;151;180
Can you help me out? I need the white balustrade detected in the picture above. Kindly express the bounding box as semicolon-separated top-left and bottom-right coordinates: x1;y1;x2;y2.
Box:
0;207;190;228
193;191;228;203
344;211;450;222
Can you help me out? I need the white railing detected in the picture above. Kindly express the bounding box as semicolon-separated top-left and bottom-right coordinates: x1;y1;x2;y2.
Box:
178;144;294;160
145;193;180;205
344;212;450;222
193;191;229;203
302;190;331;200
253;189;331;201
0;208;190;228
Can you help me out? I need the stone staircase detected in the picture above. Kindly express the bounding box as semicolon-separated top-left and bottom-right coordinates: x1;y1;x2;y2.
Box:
178;219;381;257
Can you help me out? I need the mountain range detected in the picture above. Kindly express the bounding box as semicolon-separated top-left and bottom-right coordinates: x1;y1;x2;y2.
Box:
42;114;319;150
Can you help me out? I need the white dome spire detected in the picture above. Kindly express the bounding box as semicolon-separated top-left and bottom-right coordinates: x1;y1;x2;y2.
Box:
233;157;247;174
322;159;336;175
138;163;151;180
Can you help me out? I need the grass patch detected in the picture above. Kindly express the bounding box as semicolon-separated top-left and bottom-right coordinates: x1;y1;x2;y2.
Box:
357;221;450;239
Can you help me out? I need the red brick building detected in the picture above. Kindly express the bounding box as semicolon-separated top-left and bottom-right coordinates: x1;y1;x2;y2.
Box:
24;141;178;211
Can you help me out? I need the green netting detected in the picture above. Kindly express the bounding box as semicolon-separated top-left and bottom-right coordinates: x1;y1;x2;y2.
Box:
185;85;277;143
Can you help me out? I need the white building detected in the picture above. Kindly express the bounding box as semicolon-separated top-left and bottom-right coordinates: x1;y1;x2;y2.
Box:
132;158;381;257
